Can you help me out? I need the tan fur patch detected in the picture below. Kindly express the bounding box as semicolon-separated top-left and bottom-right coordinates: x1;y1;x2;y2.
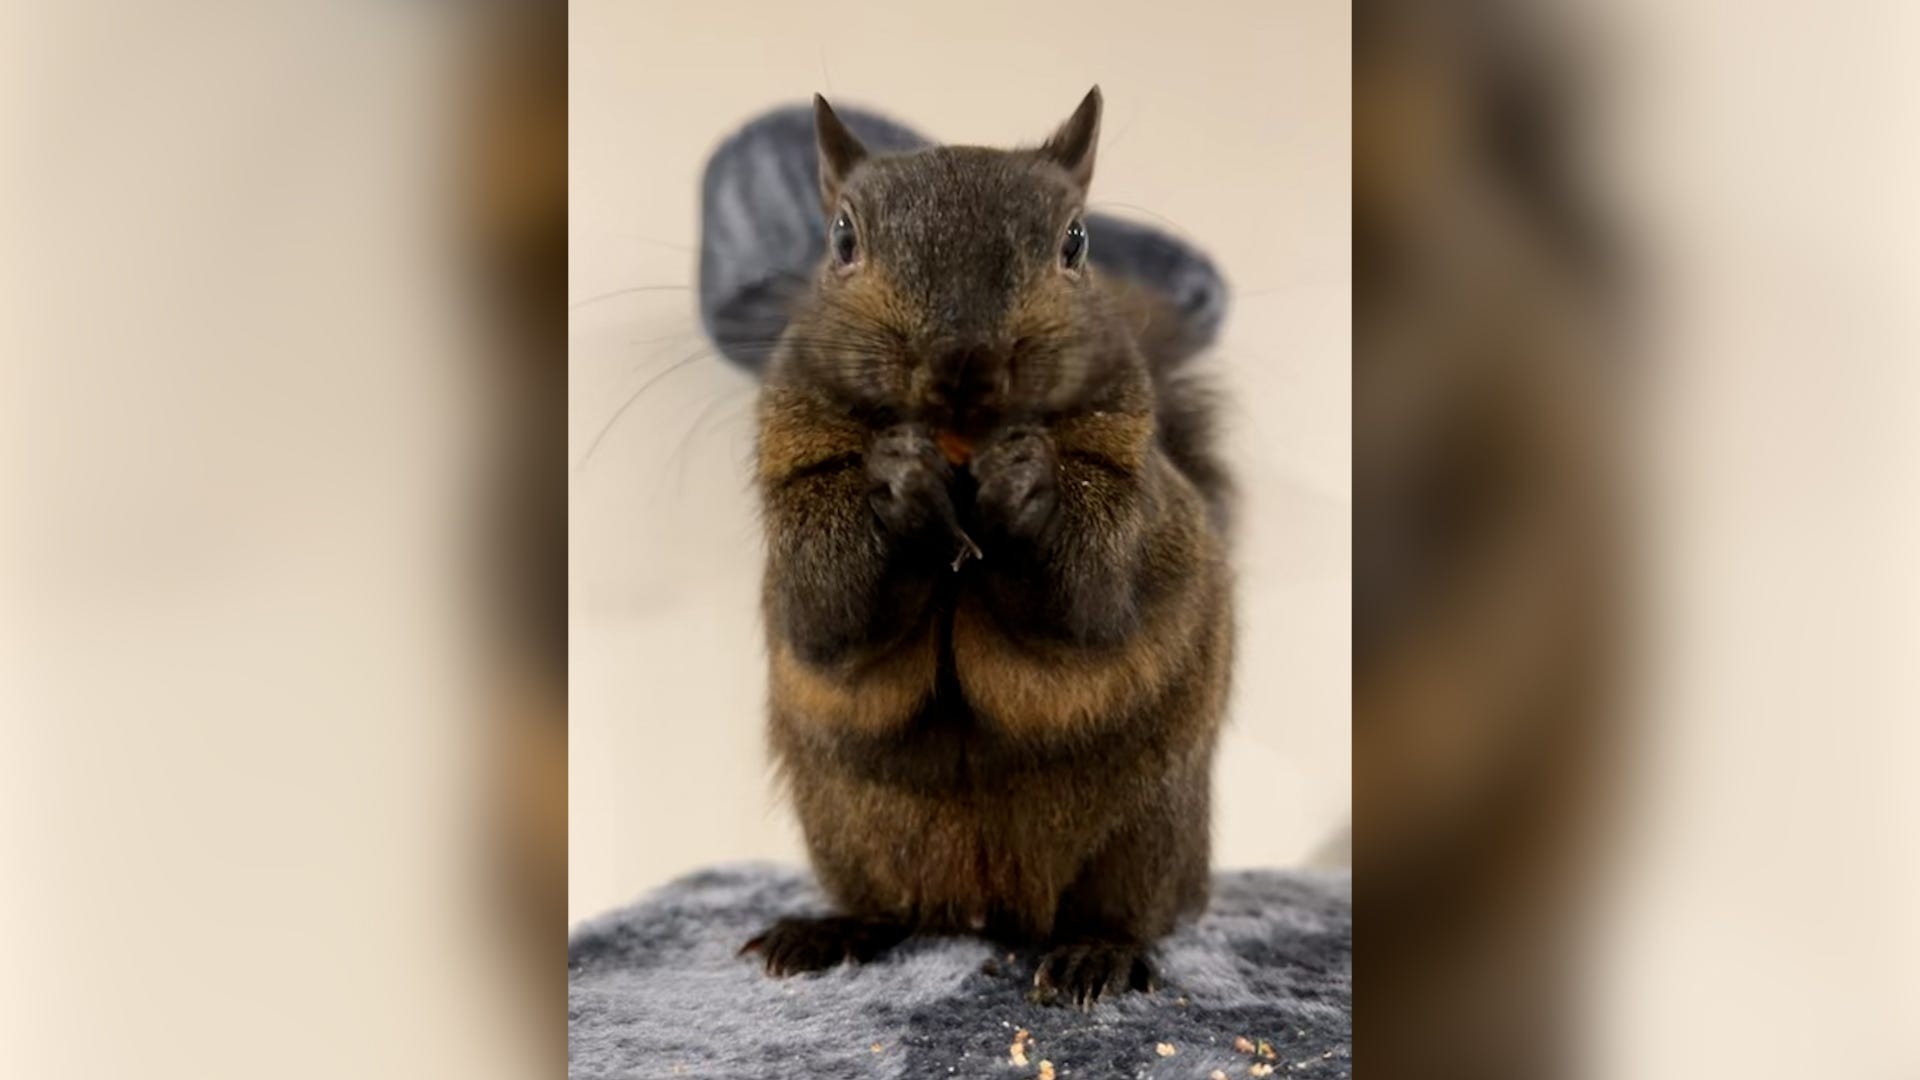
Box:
949;579;1209;738
770;631;938;736
1052;409;1154;471
756;391;866;481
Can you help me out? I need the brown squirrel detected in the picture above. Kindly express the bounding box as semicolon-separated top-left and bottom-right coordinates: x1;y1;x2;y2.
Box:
741;88;1233;1007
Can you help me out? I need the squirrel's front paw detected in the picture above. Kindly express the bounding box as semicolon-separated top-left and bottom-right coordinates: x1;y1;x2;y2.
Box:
866;424;956;540
972;428;1059;542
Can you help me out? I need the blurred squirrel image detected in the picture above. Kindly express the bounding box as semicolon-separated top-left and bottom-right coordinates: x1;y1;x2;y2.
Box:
742;88;1234;1006
1355;3;1621;1076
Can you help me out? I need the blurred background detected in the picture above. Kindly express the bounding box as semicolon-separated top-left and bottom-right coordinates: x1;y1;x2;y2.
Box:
1;2;1917;1079
0;2;563;1077
1357;2;1920;1078
568;0;1353;925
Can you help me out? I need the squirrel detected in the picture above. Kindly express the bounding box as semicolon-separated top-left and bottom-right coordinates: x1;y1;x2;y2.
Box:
741;87;1234;1008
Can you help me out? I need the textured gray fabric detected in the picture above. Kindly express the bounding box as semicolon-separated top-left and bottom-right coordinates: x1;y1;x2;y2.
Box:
569;864;1351;1080
697;104;1232;375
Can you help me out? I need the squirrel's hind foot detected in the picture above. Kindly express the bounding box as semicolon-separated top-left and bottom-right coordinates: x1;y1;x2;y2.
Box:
1029;941;1158;1008
739;915;910;977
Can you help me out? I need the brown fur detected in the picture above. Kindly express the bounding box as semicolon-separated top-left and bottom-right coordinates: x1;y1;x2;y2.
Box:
743;89;1233;1006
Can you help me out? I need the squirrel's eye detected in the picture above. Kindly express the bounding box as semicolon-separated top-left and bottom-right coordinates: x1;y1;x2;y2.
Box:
1061;217;1087;270
830;213;858;266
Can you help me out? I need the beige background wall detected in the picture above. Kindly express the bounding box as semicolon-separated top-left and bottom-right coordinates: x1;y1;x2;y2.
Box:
569;0;1351;926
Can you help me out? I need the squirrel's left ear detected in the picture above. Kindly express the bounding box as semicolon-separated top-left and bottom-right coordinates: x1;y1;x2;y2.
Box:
1041;85;1102;192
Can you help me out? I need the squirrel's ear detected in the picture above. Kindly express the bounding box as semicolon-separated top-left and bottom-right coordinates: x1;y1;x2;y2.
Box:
1041;85;1102;192
813;94;868;216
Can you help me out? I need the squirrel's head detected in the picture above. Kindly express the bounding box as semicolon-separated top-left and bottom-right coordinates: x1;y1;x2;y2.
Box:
781;88;1140;438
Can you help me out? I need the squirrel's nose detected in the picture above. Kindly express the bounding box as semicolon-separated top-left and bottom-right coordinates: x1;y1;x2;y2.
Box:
928;344;1003;403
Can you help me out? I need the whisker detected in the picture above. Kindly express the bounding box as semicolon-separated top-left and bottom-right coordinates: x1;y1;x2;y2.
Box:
664;391;756;499
569;284;695;312
575;346;718;473
627;325;709;348
1088;202;1197;245
580;294;922;472
617;232;695;254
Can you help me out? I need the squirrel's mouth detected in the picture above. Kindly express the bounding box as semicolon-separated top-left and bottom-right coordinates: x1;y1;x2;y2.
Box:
935;430;973;466
918;394;1003;464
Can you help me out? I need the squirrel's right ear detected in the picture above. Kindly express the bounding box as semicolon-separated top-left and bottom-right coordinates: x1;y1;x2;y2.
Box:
813;94;868;216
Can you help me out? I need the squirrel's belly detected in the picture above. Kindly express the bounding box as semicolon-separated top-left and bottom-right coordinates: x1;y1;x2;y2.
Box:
870;801;1067;938
787;664;1141;938
796;744;1095;939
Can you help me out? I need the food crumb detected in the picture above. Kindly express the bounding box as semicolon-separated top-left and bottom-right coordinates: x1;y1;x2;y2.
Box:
1037;1060;1056;1080
1155;1042;1177;1057
1233;1037;1256;1054
1010;1029;1032;1067
936;429;973;466
1250;1065;1275;1078
870;1042;883;1053
1211;1072;1230;1080
1259;1040;1276;1060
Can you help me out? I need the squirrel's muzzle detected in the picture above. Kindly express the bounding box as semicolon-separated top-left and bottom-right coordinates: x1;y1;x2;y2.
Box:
925;343;1010;422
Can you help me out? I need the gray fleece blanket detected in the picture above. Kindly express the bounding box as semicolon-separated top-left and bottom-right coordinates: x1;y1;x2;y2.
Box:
568;864;1351;1080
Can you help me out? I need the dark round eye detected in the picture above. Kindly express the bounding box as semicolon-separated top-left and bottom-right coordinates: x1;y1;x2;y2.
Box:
830;212;858;266
1060;217;1087;269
